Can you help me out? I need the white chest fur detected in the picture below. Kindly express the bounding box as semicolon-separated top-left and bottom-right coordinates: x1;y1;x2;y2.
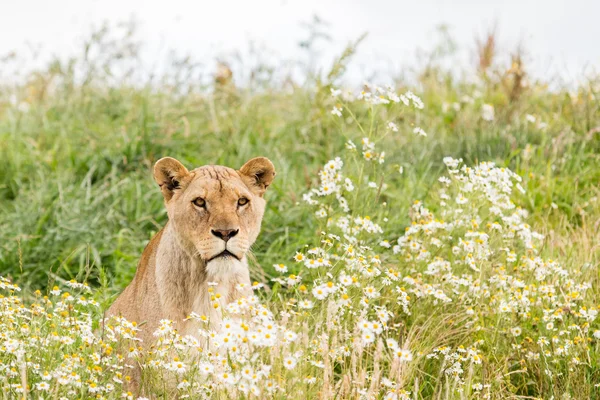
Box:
184;257;252;336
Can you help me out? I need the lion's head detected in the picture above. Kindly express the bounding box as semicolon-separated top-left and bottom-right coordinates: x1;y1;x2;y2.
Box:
153;156;275;264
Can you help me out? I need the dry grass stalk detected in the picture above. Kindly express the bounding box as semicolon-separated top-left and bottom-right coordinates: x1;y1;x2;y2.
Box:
321;333;331;400
367;339;384;396
476;28;497;75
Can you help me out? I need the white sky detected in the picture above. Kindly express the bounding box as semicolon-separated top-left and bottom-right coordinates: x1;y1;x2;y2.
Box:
1;0;598;84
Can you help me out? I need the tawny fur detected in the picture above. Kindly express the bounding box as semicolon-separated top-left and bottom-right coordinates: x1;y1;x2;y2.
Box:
107;156;275;346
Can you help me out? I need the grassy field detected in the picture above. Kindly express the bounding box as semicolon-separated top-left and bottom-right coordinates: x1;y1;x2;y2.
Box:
0;28;599;399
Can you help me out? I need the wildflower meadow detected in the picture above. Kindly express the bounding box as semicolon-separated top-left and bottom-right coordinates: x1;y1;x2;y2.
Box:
0;26;599;399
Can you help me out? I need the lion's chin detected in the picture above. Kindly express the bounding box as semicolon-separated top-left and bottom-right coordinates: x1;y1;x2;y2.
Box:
205;255;247;281
207;250;241;262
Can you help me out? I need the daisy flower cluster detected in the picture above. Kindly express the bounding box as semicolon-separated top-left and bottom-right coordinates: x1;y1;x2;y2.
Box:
0;276;300;399
133;295;299;398
331;84;424;109
0;278;136;399
329;83;427;140
266;84;600;397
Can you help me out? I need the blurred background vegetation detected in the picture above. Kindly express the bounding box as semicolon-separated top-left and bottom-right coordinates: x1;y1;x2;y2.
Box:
0;22;598;297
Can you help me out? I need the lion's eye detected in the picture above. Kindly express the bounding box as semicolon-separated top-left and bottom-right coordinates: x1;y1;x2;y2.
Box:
238;197;249;206
192;198;206;208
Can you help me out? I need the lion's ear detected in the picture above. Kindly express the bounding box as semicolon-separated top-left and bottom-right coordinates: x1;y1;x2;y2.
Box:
153;157;190;201
239;157;276;197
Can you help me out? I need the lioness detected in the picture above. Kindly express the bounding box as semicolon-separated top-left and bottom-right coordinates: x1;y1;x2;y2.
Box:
107;156;275;345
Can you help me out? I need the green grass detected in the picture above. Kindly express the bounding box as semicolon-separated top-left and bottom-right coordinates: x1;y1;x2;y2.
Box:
1;27;599;398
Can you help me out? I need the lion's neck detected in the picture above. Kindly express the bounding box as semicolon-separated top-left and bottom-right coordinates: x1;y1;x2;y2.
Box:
154;222;252;325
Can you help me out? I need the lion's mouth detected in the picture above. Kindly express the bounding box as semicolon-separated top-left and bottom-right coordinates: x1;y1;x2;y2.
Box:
208;250;240;262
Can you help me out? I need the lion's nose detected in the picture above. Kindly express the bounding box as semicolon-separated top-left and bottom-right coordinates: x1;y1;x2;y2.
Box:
211;228;239;242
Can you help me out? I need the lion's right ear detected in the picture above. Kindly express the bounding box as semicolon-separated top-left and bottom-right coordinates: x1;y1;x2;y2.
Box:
153;157;190;201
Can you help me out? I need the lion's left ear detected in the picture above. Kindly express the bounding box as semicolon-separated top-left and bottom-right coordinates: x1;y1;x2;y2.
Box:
239;157;276;197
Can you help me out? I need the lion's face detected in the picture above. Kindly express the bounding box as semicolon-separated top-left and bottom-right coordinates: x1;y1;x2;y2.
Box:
153;157;275;263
